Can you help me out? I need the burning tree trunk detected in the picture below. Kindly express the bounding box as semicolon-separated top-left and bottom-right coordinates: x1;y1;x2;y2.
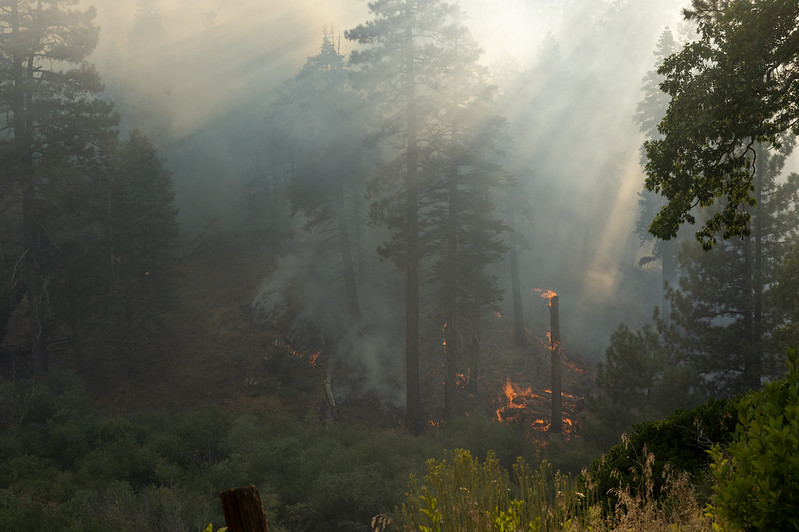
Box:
549;294;562;437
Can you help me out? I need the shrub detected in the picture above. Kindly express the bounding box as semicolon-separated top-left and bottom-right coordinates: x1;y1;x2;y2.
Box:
400;449;586;531
587;396;738;513
706;348;799;530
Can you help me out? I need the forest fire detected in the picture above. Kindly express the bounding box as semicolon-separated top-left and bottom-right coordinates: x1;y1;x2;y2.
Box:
533;288;558;304
285;343;322;368
495;378;581;439
491;287;584;440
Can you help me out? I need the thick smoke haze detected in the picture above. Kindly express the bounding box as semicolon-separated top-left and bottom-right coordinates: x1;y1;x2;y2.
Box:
80;0;795;358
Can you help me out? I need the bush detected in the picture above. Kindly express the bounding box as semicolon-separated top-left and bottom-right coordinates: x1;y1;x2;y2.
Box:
588;397;738;513
707;348;799;530
400;449;586;531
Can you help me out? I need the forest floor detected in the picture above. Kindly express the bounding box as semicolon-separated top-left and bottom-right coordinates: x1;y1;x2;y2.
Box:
78;222;595;436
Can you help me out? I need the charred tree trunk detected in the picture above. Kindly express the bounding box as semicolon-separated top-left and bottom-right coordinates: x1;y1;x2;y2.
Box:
335;186;361;320
404;9;423;435
549;295;562;436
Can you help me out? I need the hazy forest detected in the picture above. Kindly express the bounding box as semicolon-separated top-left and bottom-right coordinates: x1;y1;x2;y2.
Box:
2;0;799;530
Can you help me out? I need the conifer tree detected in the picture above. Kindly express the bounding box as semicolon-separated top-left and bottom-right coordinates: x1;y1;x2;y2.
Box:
280;34;371;321
107;130;179;350
0;1;118;373
644;0;799;247
634;28;681;322
347;0;458;434
665;144;799;395
424;16;509;421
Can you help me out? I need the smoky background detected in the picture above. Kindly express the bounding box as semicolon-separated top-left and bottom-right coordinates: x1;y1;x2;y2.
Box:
82;0;765;371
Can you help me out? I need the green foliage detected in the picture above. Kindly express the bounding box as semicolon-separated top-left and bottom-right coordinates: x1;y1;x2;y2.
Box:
707;348;799;530
660;144;799;396
585;321;704;449
400;449;586;531
434;414;532;468
773;243;799;350
588;397;738;513
644;0;799;247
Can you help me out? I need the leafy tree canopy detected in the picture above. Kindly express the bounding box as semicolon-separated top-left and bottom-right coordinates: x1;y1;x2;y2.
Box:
644;0;799;249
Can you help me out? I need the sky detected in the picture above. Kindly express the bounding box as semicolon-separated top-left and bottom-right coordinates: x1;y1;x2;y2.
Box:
77;0;798;354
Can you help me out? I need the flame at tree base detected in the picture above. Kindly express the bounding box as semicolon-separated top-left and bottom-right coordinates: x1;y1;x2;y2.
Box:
495;378;579;440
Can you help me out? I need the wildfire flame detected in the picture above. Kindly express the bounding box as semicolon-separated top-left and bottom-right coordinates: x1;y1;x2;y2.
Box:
285;343;322;368
495;378;582;440
533;288;558;300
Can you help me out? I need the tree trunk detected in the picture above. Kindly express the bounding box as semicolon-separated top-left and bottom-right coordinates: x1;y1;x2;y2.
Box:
66;278;84;372
404;7;423;435
335;186;361;320
549;295;562;436
443;154;460;422
661;239;677;325
220;485;269;532
742;228;755;391
749;144;766;390
508;206;526;348
443;35;462;422
12;5;47;374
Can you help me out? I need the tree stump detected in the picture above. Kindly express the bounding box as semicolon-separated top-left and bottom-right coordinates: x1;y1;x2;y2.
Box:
220;485;269;532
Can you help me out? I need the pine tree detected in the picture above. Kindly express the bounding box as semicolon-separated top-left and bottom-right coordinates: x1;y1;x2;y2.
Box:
665;143;799;395
282;34;371;321
0;1;118;374
634;27;682;323
347;0;458;434
423;16;509;421
644;0;799;246
107;130;179;349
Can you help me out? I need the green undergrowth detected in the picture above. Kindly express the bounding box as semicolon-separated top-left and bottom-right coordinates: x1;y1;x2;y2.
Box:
3;352;797;531
0;370;534;531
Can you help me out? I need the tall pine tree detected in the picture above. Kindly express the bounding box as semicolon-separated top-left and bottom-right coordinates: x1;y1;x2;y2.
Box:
0;1;117;373
665;142;799;395
347;0;458;434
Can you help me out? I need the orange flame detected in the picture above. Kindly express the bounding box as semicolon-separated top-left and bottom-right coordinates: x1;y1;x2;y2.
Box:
495;378;581;440
533;288;558;300
285;343;322;368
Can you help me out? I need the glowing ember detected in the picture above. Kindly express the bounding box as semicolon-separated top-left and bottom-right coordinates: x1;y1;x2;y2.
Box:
285;343;322;368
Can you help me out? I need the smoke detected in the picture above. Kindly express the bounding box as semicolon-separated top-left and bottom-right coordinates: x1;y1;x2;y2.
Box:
250;219;407;409
76;0;799;392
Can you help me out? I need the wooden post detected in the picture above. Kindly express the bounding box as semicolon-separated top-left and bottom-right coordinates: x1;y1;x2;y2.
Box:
220;485;269;532
549;295;562;436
